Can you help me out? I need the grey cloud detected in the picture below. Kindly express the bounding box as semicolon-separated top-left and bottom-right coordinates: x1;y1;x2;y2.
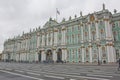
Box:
0;0;120;51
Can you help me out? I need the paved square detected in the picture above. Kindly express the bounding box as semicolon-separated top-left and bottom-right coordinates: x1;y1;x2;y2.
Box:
0;62;120;80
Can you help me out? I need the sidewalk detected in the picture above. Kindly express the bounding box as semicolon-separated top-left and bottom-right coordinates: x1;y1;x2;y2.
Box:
55;62;118;66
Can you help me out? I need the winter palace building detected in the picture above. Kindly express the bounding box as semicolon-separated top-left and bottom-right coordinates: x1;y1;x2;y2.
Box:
2;4;120;64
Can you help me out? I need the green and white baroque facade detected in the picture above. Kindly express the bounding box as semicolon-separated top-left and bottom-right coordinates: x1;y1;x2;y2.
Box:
2;6;120;64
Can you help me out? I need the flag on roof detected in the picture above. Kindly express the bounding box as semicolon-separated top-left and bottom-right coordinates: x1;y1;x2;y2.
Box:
57;9;60;15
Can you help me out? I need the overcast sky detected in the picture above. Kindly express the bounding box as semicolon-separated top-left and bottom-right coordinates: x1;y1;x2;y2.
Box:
0;0;120;51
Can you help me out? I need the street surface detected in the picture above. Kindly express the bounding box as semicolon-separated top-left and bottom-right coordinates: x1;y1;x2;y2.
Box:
0;62;120;80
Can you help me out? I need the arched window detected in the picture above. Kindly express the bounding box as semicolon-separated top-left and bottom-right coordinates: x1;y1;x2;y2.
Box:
100;21;103;26
101;29;104;39
85;25;87;30
92;31;96;40
78;25;80;30
86;48;88;54
67;28;69;32
85;32;88;41
78;34;80;43
86;48;89;58
72;27;74;31
116;49;119;59
92;23;95;28
102;47;106;57
113;31;118;41
78;49;81;58
112;23;115;28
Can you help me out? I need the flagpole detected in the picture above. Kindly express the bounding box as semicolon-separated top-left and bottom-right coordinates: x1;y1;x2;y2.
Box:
56;8;57;21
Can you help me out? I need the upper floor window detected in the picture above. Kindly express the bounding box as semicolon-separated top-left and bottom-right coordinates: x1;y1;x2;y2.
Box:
101;29;105;39
67;28;69;32
86;48;88;54
92;22;95;27
72;27;74;31
85;32;88;41
100;21;103;26
78;25;80;30
59;29;61;33
92;31;96;40
115;22;118;27
112;23;115;28
102;47;105;53
84;24;88;30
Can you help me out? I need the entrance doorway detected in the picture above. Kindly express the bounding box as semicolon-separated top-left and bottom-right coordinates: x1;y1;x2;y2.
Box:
57;48;62;63
46;49;53;62
38;51;41;62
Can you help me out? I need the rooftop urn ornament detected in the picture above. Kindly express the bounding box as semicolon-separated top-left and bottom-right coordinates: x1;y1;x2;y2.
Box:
103;3;105;10
39;26;41;30
69;16;71;20
80;11;82;17
49;17;52;21
33;29;35;32
62;18;65;22
36;28;37;31
75;14;77;18
114;9;117;14
30;29;31;33
22;31;24;35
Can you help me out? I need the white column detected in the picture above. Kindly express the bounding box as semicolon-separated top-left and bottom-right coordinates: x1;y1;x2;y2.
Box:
64;49;67;61
15;54;18;61
89;47;92;63
106;46;110;62
54;30;58;45
53;50;57;62
37;36;39;48
82;47;85;63
27;53;29;61
62;49;65;61
22;53;24;61
104;20;109;40
98;47;102;61
41;51;45;61
110;46;116;62
107;22;111;39
46;33;48;46
42;35;44;46
63;30;65;44
61;30;63;45
50;33;53;46
35;52;38;61
95;22;99;40
54;32;56;45
20;53;22;61
98;46;101;61
88;23;91;42
62;29;66;45
81;26;84;43
109;23;113;40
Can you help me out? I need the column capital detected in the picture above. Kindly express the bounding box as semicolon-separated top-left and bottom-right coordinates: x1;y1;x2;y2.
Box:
95;20;99;23
87;22;91;24
103;19;109;21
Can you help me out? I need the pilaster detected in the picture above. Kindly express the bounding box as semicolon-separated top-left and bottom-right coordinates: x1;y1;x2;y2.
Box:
88;23;92;42
81;47;85;63
89;46;92;63
95;21;99;41
81;25;84;43
53;50;57;62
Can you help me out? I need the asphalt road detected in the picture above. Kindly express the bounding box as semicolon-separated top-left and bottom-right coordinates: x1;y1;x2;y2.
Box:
0;62;120;80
